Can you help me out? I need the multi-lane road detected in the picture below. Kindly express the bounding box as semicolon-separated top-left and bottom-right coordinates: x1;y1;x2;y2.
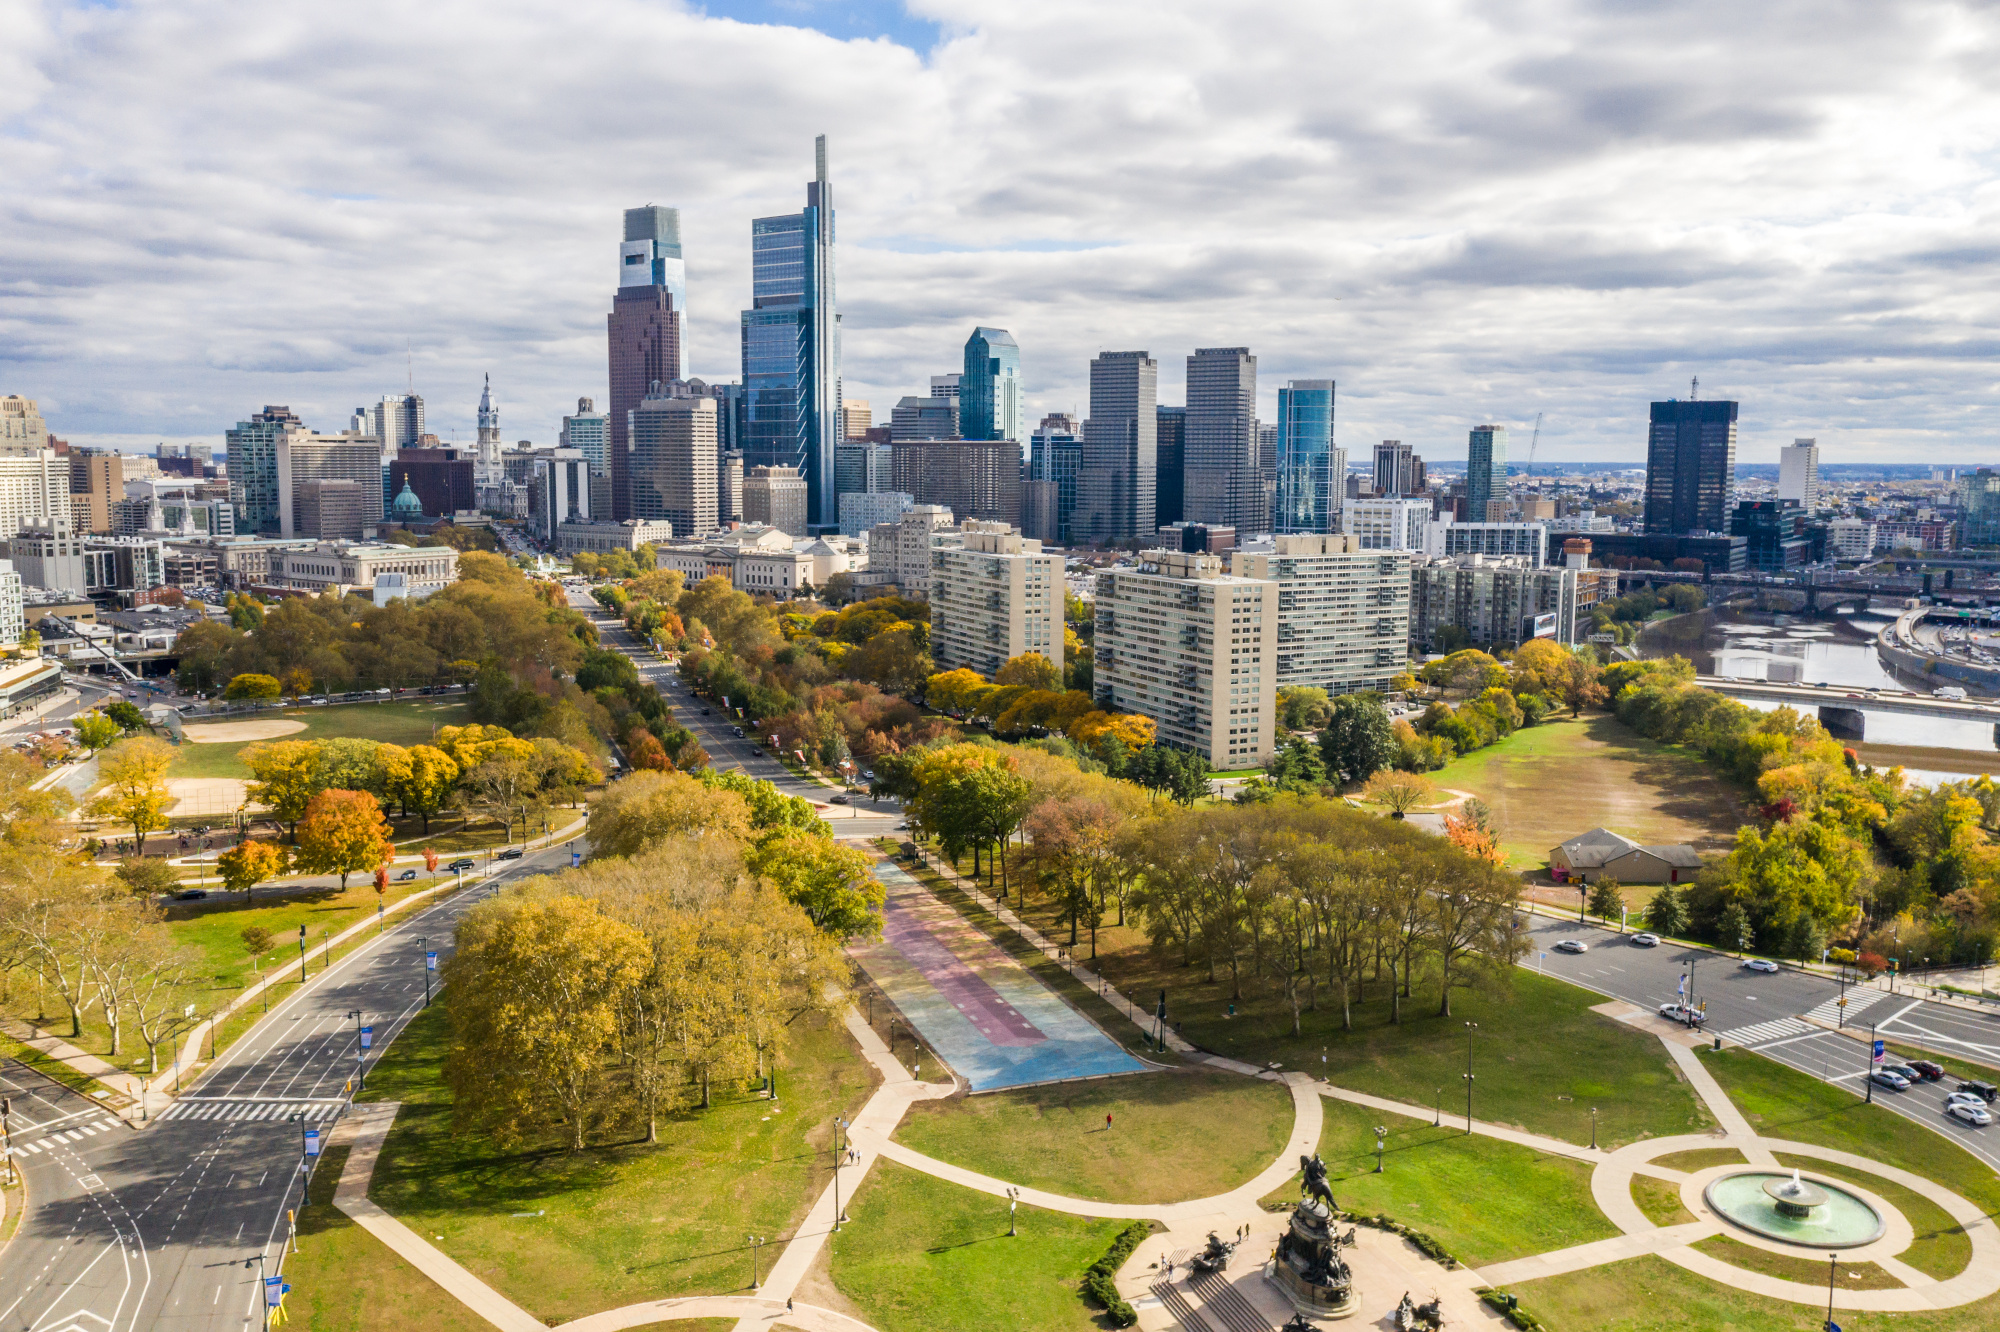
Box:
1522;911;2000;1171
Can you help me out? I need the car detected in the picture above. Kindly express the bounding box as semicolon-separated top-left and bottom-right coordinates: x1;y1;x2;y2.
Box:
861;770;874;780
173;888;209;901
1907;1060;1945;1081
1741;958;1781;973
732;726;745;737
701;708;711;715
1947;1101;1994;1127
1630;932;1660;947
1657;1002;1706;1025
1869;1069;1911;1091
497;848;524;860
395;868;418;881
1946;1090;1988;1109
1883;1063;1924;1083
1553;939;1588;954
1955;1080;1999;1104
828;793;850;804
894;822;909;831
446;858;476;872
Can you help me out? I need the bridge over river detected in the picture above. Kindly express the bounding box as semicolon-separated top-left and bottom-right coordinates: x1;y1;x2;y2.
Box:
1695;675;2000;743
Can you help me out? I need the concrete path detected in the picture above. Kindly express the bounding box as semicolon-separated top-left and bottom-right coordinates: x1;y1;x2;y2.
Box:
1479;1221;1719;1285
0;1017;143;1108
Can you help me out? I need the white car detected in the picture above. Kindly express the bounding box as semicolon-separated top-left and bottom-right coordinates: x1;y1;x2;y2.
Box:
1946;1090;1988;1109
1947;1101;1993;1127
1630;932;1660;947
1658;1002;1707;1026
1741;958;1780;973
1553;939;1589;954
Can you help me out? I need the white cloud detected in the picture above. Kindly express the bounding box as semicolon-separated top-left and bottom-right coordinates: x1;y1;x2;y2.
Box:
2;0;1999;464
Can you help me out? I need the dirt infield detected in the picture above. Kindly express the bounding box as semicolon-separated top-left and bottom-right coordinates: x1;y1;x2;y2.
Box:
181;718;309;743
163;777;260;816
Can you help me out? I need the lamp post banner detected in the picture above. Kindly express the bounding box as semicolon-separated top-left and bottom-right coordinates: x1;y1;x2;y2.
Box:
360;1026;373;1050
1872;1040;1885;1065
305;1127;320;1157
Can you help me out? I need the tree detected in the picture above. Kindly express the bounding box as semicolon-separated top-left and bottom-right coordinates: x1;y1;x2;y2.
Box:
1588;877;1625;924
1276;686;1333;732
1644;885;1688;936
1130;745;1210;806
73;711;121;753
1068;710;1156;753
1718;900;1755;953
281;667;313;700
590;770;752;858
112;856;180;900
218;839;289;899
122;931;203;1073
377;743;460;832
240;924;273;955
293;789;393;890
1319;694;1395;785
224;673;282;701
745;832;885;939
88;737;175;853
103;700;146;732
625;728;671;772
244;740;325;840
994;653;1059;692
1265;737;1327;792
1361;769;1434;817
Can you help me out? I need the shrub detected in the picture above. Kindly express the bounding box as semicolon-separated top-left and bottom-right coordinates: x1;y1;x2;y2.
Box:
1080;1221;1151;1327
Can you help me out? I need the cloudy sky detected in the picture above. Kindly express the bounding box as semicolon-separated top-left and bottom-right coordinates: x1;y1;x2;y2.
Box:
4;0;1998;465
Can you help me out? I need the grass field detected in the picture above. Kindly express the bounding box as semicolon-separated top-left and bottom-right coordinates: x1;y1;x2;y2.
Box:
828;1160;1129;1332
358;999;879;1324
166;700;471;780
1630;1175;1692;1226
893;1067;1292;1204
1651;1147;1746;1172
280;1145;491;1332
1689;1234;1903;1290
1422;716;1743;870
1258;1097;1617;1268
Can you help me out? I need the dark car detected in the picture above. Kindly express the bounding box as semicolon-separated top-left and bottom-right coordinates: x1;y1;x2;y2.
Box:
829;794;849;804
173;888;209;901
497;848;524;860
395;868;418;881
1907;1060;1945;1081
1955;1080;1999;1104
1882;1064;1924;1083
701;708;711;715
1870;1069;1911;1091
446;858;476;873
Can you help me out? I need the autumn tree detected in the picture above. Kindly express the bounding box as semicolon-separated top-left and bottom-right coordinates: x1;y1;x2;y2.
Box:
88;736;176;852
293;789;393;890
590;769;752;858
993;652;1059;692
377;743;460;832
1361;769;1435;817
745;832;884;939
244;740;325;840
73;710;121;753
218;839;289;899
224;673;282;701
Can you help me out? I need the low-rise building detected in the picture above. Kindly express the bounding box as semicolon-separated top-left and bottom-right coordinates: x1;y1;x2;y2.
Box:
1549;827;1703;886
3;516;87;594
1232;534;1409;696
270;542;459;600
1828;517;1877;561
930;523;1062;678
559;518;674;556
1095;548;1276;769
1408;546;1616;653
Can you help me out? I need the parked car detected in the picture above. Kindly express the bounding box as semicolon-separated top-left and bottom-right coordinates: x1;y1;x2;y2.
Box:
173;888;208;901
1906;1060;1945;1081
1630;932;1660;947
1869;1069;1911;1091
829;794;849;805
1946;1101;1994;1127
1883;1063;1924;1083
395;868;418;881
1553;939;1589;954
1954;1080;1999;1104
446;858;476;873
1658;1002;1706;1025
1741;958;1781;973
497;847;524;860
701;708;711;715
1946;1090;1988;1109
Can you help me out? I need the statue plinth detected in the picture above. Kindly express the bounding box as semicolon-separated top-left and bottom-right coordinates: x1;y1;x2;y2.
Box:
1267;1198;1358;1321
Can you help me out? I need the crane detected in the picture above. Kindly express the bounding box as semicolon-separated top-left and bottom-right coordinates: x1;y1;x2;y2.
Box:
1525;412;1541;481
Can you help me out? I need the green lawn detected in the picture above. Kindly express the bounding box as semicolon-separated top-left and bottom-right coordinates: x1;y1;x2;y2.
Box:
1510;1253;2000;1332
359;999;879;1324
1631;1174;1692;1226
1652;1147;1747;1172
828;1160;1129;1332
1771;1154;1972;1281
1689;1234;1903;1290
1258;1097;1616;1268
281;1145;491;1332
167;699;471;780
1423;715;1743;869
893;1067;1292;1204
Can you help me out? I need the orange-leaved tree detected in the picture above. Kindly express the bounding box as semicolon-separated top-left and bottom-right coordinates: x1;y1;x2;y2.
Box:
294;789;394;890
217;839;289;900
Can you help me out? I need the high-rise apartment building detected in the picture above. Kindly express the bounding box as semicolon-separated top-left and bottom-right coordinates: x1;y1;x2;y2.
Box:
68;449;123;534
530;449;593;546
1644;399;1738;535
961;328;1022;446
889;395;958;442
371;394;425;455
1342;498;1435;552
0;452;70;542
1273;381;1338;534
0;396;48;454
890;440;1022;528
867;504;957;598
839;400;872;440
1373;441;1417;499
1155;406;1186;529
628;384;718;540
1183;347;1261;533
834;440;894;499
741;137;840;530
1077;351;1157;544
226;405;306;534
744;465;809;536
1779;438;1820;511
1441;522;1548;565
561;399;610;476
1410;552;1615;652
1233;534;1409;695
929;523;1062;678
1466;425;1508;523
1095;548;1276;768
610;205;688;521
277;432;380;538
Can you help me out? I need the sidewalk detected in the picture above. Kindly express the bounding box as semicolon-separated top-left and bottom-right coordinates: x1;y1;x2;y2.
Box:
0;1017;143;1107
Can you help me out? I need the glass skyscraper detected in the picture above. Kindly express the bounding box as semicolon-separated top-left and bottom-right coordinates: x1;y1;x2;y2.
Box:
1466;425;1509;522
741;137;841;529
1274;381;1338;533
608;206;686;520
1643;401;1736;535
961;327;1022;444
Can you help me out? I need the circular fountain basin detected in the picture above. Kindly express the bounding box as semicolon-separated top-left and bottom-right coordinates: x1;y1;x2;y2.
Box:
1704;1172;1884;1248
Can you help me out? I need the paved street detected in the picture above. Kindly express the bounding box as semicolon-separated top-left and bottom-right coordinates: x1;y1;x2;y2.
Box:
1521;911;2000;1173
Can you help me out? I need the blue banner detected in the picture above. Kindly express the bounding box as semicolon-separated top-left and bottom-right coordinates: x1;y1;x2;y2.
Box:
1872;1040;1885;1064
360;1026;372;1050
304;1128;320;1157
425;952;437;971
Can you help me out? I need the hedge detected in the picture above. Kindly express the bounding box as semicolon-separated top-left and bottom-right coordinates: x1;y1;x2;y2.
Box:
1080;1220;1153;1328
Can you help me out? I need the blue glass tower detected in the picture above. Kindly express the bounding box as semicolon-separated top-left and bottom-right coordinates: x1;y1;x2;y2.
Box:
961;327;1022;444
1274;380;1338;533
741;136;841;529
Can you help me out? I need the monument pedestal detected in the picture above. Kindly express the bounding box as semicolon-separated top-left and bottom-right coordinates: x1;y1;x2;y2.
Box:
1267;1199;1358;1321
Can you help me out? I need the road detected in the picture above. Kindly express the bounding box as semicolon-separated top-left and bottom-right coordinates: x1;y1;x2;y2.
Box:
1521;911;2000;1174
0;840;579;1332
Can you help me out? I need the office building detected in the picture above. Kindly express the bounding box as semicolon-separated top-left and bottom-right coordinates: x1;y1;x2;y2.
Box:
834;440;894;500
1233;534;1409;696
529;449;592;545
0;451;72;543
298;479;369;541
1021;481;1061;545
227;405;306;533
1409;553;1616;652
929;523;1061;678
276;432;379;538
890;439;1021;529
1466;425;1508;525
628;385;719;540
867;504;957;597
68;449;123;534
961;327;1022;446
1342;498;1434;552
3;517;87;593
1441;522;1547;565
1030;415;1083;544
1645;399;1738;534
839;400;872;440
744;465;809;536
558;518;675;557
387;448;477;518
368;394;424;456
1159;522;1237;554
1875;521;1954;553
890;395;958;442
719;451;744;526
1155;406;1186;528
1183;347;1261;533
561;399;610;477
1779;438;1820;511
0;396;48;453
1373;441;1417;498
1094;548;1276;768
1730;499;1812;571
839;490;912;538
1077;351;1157;544
741;137;841;529
1828;517;1876;561
609;205;688;520
1273;381;1338;534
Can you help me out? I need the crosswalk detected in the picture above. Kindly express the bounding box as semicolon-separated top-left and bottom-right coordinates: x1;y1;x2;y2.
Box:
3;1115;122;1156
155;1098;343;1123
1719;1016;1813;1046
1805;990;1886;1026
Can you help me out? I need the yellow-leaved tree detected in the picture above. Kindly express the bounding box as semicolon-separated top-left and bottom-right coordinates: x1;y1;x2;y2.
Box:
217;839;289;899
243;739;325;841
88;736;176;853
376;743;460;833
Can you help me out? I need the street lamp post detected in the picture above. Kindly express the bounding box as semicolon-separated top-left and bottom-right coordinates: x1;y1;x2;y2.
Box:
1463;1021;1478;1132
1590;1107;1599;1151
348;1010;366;1092
1008;1186;1020;1236
290;1111;308;1171
297;924;308;982
746;1234;765;1290
1433;1086;1441;1128
1866;1021;1878;1104
1373;1125;1387;1174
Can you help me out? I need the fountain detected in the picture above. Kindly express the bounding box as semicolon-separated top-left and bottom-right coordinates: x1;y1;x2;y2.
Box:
1703;1169;1885;1248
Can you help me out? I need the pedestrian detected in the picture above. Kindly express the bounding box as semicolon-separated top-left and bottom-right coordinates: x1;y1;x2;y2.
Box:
1106;1113;1113;1131
786;1299;793;1314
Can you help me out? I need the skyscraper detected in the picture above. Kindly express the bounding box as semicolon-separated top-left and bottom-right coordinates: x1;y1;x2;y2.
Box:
1779;438;1820;510
609;205;687;521
628;383;717;539
1155;406;1186;528
1466;425;1509;522
370;394;425;455
741;136;841;530
1274;381;1338;533
1644;400;1738;535
1183;347;1260;533
561;398;610;477
961;327;1022;446
1077;351;1157;544
226;405;305;534
1373;440;1415;498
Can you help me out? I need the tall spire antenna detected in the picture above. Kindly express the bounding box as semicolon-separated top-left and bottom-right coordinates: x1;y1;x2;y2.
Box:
1690;375;1699;401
